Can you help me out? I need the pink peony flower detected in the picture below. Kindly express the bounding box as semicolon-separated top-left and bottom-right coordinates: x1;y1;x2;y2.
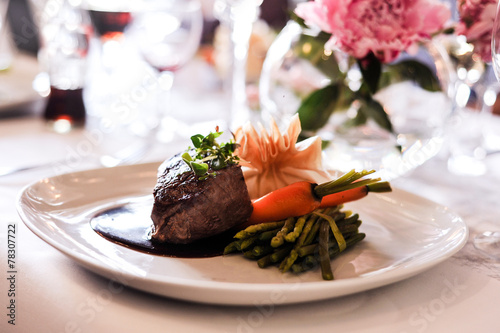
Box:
295;0;451;63
456;0;498;62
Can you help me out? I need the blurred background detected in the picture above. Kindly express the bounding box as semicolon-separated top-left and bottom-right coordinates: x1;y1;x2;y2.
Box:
5;0;293;55
1;0;499;178
0;0;317;173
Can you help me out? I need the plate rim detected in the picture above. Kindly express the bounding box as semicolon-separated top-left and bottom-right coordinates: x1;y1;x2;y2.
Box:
16;162;469;305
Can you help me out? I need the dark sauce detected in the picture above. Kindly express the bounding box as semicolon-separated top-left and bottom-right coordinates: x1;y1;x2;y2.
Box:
90;199;234;258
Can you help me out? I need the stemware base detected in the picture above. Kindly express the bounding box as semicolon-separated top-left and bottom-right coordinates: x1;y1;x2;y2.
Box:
473;231;500;260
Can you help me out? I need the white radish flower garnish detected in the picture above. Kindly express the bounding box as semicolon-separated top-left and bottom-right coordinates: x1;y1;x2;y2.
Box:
234;114;335;199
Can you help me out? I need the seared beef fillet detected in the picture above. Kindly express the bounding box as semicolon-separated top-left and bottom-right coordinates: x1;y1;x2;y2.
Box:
151;153;253;244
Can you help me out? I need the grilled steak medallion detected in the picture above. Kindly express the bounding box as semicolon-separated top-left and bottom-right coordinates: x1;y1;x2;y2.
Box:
151;153;253;244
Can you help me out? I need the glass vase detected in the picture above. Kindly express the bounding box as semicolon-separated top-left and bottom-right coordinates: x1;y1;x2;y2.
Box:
445;36;500;176
259;21;455;179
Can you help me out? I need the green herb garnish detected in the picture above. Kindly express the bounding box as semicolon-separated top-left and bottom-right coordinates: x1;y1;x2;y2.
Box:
182;127;239;180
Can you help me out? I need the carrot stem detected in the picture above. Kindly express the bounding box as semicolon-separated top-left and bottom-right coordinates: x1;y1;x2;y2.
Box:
314;169;378;197
366;181;392;193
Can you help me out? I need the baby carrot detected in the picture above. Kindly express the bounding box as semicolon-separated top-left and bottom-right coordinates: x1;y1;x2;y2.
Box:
247;170;392;224
319;182;392;208
248;181;320;224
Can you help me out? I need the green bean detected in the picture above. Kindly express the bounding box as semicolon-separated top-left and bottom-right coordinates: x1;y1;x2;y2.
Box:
279;249;299;272
291;263;306;274
226;203;368;281
234;221;286;239
296;214;319;248
291;260;313;274
314;212;346;252
338;222;361;235
243;250;259;259
271;217;296;248
302;207;339;246
302;217;321;246
239;235;260;250
297;232;366;257
270;245;293;263
257;254;274;268
284;215;309;242
223;240;242;254
258;228;281;241
336;213;359;227
252;245;274;257
318;220;333;280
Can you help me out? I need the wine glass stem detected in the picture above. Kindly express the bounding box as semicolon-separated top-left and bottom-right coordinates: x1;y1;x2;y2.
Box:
158;70;175;107
217;1;260;128
156;70;176;142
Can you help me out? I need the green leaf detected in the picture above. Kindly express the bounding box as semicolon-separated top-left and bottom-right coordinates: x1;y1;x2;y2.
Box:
185;128;238;179
181;152;192;163
190;134;204;148
289;11;307;28
358;96;394;133
207;131;222;142
222;142;239;153
190;162;209;176
206;133;215;146
357;53;381;94
211;157;227;170
298;83;344;132
379;60;441;92
294;34;341;80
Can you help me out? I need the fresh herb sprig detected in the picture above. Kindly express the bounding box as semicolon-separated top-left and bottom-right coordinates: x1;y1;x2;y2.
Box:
182;127;239;180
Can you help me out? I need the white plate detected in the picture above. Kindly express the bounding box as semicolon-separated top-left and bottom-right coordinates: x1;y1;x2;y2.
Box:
17;162;468;305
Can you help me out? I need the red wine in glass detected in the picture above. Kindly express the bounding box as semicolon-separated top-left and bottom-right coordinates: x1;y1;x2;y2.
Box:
44;87;86;128
88;10;133;39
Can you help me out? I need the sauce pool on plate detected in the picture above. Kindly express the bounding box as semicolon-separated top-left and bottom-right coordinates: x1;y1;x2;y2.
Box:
90;199;234;258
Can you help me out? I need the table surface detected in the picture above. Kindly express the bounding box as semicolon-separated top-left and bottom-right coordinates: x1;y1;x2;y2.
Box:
1;56;500;333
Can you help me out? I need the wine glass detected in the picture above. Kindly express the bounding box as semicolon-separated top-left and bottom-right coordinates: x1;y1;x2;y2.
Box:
493;1;500;81
473;0;500;260
127;0;203;143
80;0;159;167
83;0;137;71
213;0;262;128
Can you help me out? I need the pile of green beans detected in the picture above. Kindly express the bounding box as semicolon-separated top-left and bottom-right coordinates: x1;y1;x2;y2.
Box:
224;206;365;280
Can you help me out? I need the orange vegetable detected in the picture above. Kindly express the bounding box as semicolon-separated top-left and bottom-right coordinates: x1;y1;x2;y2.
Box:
248;181;320;224
319;186;369;208
246;170;392;225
